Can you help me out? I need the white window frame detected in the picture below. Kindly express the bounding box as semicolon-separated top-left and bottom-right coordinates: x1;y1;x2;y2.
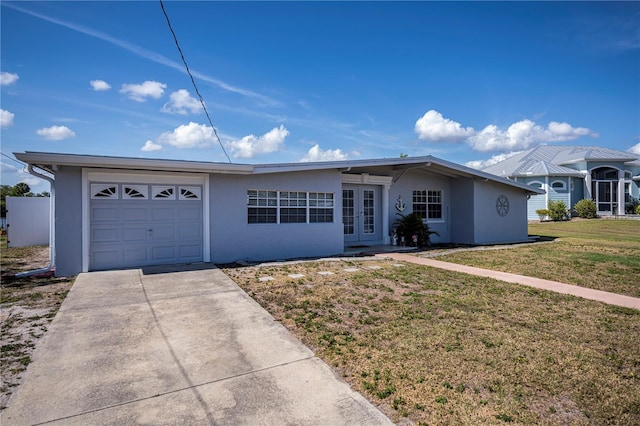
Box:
247;190;335;225
412;189;444;223
550;180;566;191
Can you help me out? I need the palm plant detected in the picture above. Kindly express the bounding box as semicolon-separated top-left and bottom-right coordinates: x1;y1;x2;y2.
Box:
392;212;439;248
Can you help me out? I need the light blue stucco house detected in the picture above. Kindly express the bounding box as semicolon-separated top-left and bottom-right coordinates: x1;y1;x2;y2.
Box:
16;151;543;277
482;146;640;220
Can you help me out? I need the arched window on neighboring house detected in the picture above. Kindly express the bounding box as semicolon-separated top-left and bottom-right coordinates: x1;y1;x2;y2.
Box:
550;180;566;191
529;181;543;189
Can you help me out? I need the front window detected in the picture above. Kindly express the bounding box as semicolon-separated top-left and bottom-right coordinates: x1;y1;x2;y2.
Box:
248;190;334;224
413;189;442;220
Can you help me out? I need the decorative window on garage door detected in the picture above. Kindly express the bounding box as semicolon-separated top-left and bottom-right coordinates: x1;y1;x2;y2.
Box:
123;184;149;199
152;186;176;200
179;186;202;200
91;184;119;199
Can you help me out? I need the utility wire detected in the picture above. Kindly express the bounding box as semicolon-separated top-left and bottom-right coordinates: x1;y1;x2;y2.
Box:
159;0;232;164
1;152;27;168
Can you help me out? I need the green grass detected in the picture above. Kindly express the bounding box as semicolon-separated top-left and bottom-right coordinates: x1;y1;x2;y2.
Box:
437;219;640;297
225;259;640;425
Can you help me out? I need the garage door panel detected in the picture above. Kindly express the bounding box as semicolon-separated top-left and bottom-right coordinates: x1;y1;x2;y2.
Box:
92;208;119;222
152;246;177;261
122;208;148;221
92;228;119;243
92;250;119;268
151;208;175;221
152;227;176;240
123;227;149;242
90;182;204;271
179;207;202;221
178;224;202;239
123;247;149;263
179;244;202;258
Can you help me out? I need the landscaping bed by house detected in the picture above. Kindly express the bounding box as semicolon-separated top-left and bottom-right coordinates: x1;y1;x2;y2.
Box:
224;258;640;425
0;243;74;410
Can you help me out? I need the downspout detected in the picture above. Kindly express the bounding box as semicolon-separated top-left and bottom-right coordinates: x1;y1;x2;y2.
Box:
15;165;55;277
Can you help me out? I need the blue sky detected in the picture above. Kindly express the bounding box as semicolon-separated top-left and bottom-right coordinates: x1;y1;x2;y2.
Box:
2;1;639;193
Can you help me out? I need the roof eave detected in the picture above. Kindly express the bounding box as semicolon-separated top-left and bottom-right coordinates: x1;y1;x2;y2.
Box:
14;152;254;174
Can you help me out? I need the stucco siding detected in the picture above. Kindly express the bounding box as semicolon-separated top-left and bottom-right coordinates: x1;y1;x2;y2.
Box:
55;166;83;277
450;178;475;244
387;171;451;243
473;181;528;244
209;170;344;263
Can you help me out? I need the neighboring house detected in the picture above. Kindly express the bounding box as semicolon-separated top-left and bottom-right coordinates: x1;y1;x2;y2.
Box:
15;151;543;277
482;146;640;220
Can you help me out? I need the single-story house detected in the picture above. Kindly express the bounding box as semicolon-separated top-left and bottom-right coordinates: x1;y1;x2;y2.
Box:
15;151;544;277
482;146;640;220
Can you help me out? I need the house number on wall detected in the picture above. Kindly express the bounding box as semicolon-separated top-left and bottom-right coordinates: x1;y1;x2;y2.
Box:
496;195;509;217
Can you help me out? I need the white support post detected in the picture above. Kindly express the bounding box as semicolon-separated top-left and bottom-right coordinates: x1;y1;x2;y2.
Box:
382;184;390;244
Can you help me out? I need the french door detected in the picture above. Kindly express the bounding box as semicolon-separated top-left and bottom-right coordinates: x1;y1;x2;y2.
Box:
343;185;380;243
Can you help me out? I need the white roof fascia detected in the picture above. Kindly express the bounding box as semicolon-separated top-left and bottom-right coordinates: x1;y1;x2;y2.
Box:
14;152;254;174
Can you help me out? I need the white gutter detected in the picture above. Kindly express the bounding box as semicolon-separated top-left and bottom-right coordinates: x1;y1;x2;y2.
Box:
15;165;55;277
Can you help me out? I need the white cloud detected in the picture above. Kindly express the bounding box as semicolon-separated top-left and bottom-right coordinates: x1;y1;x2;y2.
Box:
36;125;76;140
228;125;289;159
158;122;216;148
414;110;474;142
90;79;111;91
162;89;201;115
301;144;348;162
0;72;19;85
468;120;598;152
414;110;599;153
628;142;640;156
141;140;163;152
120;80;166;102
1;109;15;127
465;151;523;170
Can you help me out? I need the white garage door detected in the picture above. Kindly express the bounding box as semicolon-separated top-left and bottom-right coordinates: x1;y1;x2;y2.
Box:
89;183;203;271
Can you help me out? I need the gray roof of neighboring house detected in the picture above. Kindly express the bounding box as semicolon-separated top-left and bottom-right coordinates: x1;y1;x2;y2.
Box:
482;145;640;177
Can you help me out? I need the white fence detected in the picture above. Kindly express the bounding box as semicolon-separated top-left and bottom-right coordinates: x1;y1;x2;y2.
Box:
6;196;50;247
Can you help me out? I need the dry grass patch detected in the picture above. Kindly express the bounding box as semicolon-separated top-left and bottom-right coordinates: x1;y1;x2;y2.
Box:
0;241;74;410
435;220;640;297
224;259;640;425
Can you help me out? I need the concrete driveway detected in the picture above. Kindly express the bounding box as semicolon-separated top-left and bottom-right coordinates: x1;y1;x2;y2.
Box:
1;265;391;425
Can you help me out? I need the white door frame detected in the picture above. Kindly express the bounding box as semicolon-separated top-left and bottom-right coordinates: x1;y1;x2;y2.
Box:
341;174;392;245
81;168;210;272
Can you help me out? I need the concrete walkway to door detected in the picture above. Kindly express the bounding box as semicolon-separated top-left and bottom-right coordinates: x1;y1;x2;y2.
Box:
1;265;392;426
381;252;640;310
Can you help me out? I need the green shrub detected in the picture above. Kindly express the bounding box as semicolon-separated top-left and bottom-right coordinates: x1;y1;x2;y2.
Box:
547;200;568;221
575;198;597;219
393;213;439;248
535;209;549;221
636;204;640;215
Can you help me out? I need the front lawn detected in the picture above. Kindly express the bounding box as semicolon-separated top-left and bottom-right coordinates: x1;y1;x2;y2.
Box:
436;219;640;297
224;259;640;425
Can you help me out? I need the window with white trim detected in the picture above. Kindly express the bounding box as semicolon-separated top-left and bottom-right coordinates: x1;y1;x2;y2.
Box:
123;184;148;199
529;181;543;189
152;186;176;200
91;184;118;199
412;190;442;220
247;190;334;224
179;186;202;200
551;180;566;191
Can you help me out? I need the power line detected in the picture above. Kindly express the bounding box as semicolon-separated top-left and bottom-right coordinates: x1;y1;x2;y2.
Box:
159;0;232;164
1;152;27;168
